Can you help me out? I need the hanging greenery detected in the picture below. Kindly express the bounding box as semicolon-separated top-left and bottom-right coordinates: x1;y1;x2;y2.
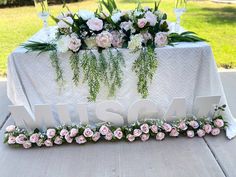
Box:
132;47;158;98
81;51;101;101
49;51;64;87
70;52;80;86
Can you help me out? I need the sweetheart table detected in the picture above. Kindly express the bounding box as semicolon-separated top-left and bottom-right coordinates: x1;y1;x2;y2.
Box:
7;28;236;139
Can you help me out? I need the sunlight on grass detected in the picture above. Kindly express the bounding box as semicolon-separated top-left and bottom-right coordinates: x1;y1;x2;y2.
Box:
0;0;236;76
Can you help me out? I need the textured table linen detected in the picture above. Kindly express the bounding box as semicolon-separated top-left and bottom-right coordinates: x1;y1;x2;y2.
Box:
7;28;236;139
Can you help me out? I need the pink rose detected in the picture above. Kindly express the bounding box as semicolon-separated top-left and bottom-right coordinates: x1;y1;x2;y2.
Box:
156;132;165;141
189;120;199;129
162;123;172;132
15;134;27;144
65;134;73;143
137;18;148;28
75;135;87;144
6;125;16;132
99;125;110;135
69;128;78;137
214;119;224;128
29;133;39;143
96;31;113;48
60;129;69;136
114;128;123;140
92;132;101;142
83;128;94;138
141;134;150;142
169;128;179;137
178;121;188;130
44;139;53;147
8;136;16;144
86;18;103;31
46;128;56;139
155;32;168;47
203;124;212;134
150;125;158;133
23;141;32;149
68;34;81;52
105;132;113;141
133;129;142;137
145;11;157;26
197;129;206;137
126;134;135;142
120;21;132;31
187;130;195;138
140;123;149;134
111;31;124;48
211;128;220;136
54;136;63;145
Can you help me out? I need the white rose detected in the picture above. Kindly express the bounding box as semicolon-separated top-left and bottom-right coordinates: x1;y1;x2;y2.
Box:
46;128;56;139
57;16;73;29
111;12;121;23
23;141;32;149
128;34;143;50
84;36;97;49
56;35;70;53
78;10;95;20
120;21;132;31
145;11;157;26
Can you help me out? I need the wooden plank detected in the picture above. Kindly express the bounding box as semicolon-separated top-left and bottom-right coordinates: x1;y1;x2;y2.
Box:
0;80;11;128
0;117;225;177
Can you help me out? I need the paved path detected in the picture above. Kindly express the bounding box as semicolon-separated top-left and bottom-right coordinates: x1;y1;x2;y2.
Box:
0;71;236;177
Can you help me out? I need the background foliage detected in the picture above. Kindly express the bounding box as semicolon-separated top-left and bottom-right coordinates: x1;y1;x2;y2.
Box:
0;0;82;6
0;0;236;76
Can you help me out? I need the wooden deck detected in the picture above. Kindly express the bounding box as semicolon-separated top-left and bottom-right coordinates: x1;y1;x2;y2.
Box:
1;71;236;177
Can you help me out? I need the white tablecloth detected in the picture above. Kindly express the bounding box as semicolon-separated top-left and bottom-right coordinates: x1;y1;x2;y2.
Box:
7;28;236;139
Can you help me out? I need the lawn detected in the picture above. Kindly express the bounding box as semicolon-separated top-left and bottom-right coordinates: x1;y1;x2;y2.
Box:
0;0;236;76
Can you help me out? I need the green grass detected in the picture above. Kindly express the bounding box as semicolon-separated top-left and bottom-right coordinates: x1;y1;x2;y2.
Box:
0;0;236;76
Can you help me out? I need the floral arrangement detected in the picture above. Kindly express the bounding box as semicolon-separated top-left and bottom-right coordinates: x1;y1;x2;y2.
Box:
23;0;205;101
4;105;226;149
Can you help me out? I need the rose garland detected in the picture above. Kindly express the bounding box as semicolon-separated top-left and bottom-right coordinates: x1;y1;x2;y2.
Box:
4;105;227;149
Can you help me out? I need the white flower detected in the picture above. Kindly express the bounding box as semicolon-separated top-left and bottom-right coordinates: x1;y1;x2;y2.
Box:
57;11;72;20
68;34;81;52
120;21;132;31
111;12;121;23
154;32;168;47
96;31;113;48
86;18;103;31
84;36;97;49
78;10;95;20
145;11;157;26
69;128;78;137
60;129;69;136
8;136;16;144
134;10;143;17
6;125;16;132
56;35;70;53
128;34;143;50
57;16;73;29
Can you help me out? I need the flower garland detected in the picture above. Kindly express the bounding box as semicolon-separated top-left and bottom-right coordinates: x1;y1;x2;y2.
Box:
22;0;205;101
4;105;227;149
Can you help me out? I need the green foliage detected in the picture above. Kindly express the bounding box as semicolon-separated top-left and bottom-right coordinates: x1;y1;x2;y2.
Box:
107;49;125;97
168;31;206;44
70;52;80;86
49;50;64;87
81;51;101;101
132;47;158;98
99;0;118;14
21;41;56;54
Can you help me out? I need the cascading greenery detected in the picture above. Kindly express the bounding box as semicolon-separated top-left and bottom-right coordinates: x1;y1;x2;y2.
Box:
69;52;80;86
132;47;158;98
